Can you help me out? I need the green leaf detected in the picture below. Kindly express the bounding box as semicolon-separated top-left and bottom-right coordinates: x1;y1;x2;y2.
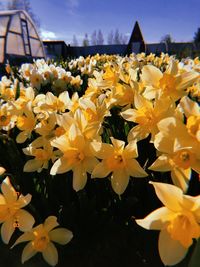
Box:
15;79;20;100
188;239;200;267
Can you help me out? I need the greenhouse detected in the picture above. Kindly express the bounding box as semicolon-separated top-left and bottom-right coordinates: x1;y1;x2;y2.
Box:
0;10;45;65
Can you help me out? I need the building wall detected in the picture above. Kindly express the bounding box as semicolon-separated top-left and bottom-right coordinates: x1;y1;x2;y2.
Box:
43;41;200;59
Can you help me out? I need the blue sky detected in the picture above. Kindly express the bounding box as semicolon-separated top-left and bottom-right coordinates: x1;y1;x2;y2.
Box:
2;0;200;45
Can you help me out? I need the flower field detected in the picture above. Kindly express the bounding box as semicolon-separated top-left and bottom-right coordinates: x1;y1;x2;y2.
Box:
0;52;200;267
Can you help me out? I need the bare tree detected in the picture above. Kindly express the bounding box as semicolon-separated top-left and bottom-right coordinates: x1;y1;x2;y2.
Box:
91;30;97;45
97;29;104;45
72;34;78;46
160;34;173;44
82;33;89;46
121;33;128;44
114;29;120;44
107;30;114;44
6;0;40;29
194;27;200;44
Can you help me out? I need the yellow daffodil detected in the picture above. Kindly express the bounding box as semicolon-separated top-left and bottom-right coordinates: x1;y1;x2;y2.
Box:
136;182;200;266
23;137;57;173
151;113;200;191
43;91;70;113
180;96;200;142
30;69;43;90
79;96;110;124
0;177;34;244
149;141;200;191
12;216;73;266
0;104;13;130
35;113;57;139
141;61;199;101
91;137;147;195
50;124;99;191
16;102;36;143
121;91;175;141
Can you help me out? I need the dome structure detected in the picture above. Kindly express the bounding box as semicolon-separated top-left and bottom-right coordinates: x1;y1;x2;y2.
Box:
0;10;45;64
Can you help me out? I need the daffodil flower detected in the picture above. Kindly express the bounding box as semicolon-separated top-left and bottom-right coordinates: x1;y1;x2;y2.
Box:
150;114;200;191
12;216;73;266
23;137;57;173
50;124;99;191
141;61;199;101
0;177;34;244
136;182;200;266
16;101;36;143
121;91;175;141
91;137;147;195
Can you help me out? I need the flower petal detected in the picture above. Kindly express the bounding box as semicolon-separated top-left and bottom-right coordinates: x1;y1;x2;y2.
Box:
0;193;6;204
49;228;73;245
50;157;73;175
136;207;173;230
11;231;35;248
73;165;87;191
110;137;125;151
22;242;37;264
91;161;111;178
158;229;188;266
0;167;6;175
42;242;58;266
141;65;163;87
16;209;35;232
126;159;148;177
1;177;17;203
124;141;138;158
111;169;129;195
149;155;172;172
16;131;29;144
90;141;113;159
23;159;42;172
150;182;183;212
82;157;99;173
44;216;59;232
1;217;14;244
17;193;32;208
171;168;191;192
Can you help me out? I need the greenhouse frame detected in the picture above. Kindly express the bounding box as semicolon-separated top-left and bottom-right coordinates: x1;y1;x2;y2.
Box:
0;10;45;65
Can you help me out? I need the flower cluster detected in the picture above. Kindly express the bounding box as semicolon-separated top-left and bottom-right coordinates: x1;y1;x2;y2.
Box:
0;52;200;266
0;168;73;266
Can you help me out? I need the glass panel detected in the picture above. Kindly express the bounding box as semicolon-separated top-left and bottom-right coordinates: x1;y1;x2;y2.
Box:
9;14;21;34
0;38;5;63
30;38;44;57
27;20;38;39
0;16;9;36
6;32;25;55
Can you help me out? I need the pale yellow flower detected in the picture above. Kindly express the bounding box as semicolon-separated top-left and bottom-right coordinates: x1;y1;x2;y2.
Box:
43;91;70;113
121;91;175;142
0;177;34;244
179;96;200;142
12;216;73;266
23;137;57;173
50;124;99;191
136;182;200;266
141;61;199;101
91;137;147;195
30;69;43;90
16;102;36;143
151;114;200;191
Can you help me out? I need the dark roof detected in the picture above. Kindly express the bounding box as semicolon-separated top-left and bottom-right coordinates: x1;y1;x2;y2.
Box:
126;21;146;54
